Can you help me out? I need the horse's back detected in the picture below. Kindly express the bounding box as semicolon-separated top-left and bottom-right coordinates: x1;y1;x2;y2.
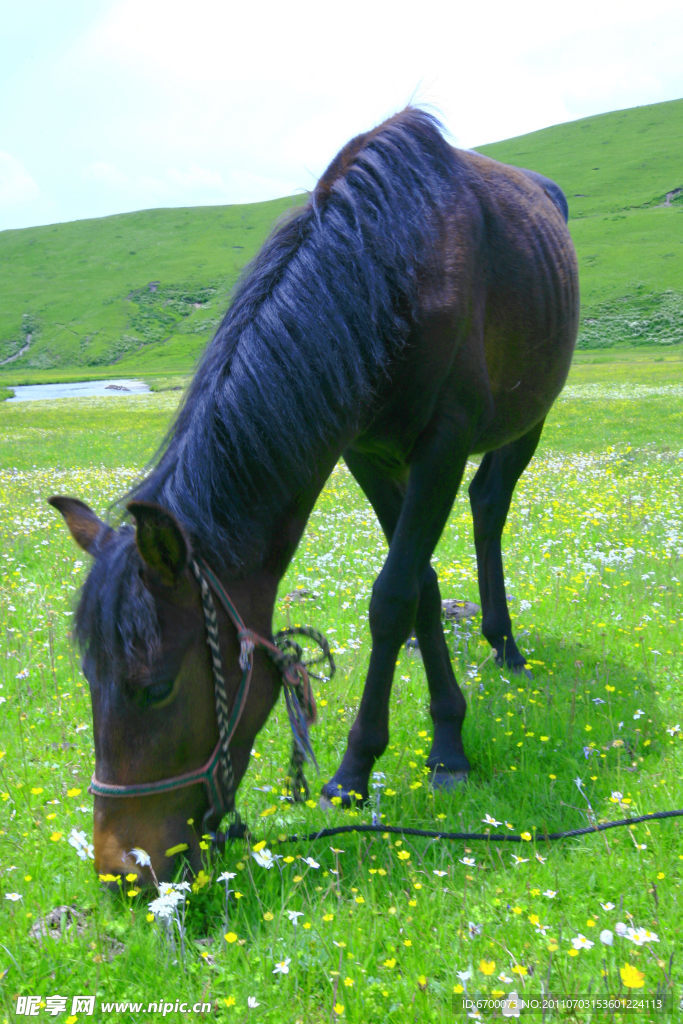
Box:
353;144;579;463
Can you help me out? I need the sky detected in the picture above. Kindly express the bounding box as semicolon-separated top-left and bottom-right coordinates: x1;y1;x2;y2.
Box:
2;0;682;232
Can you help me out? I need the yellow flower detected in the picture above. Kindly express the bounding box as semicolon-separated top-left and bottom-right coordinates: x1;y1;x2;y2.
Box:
383;958;397;969
49;832;63;843
224;996;236;1007
397;850;410;861
31;787;44;795
512;965;528;976
620;964;645;989
192;870;211;892
343;977;354;987
520;831;532;842
479;959;496;976
66;788;81;797
333;1004;345;1016
263;911;274;921
224;932;238;944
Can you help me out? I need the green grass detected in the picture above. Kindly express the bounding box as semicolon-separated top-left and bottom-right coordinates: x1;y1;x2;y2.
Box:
0;351;681;1022
0;99;681;385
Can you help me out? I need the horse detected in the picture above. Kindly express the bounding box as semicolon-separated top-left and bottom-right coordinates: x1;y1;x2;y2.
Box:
50;108;579;885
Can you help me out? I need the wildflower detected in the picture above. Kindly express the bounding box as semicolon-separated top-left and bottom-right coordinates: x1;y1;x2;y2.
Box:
397;850;410;861
600;901;616;911
129;847;151;867
302;856;320;869
620;963;645;989
600;930;614;945
225;932;238;944
247;996;260;1008
479;959;495;975
520;832;532;842
503;992;523;1018
273;957;291;975
615;922;629;937
460;856;475;867
4;892;22;901
626;927;659;946
286;910;304;926
571;934;594;950
68;828;94;861
511;854;528;865
482;813;502;827
251;847;280;869
542;889;557;898
217;871;236;884
192;870;211;892
148;888;186;922
433;869;447;877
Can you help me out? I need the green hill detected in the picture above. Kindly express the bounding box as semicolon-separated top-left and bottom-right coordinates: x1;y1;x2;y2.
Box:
1;99;681;382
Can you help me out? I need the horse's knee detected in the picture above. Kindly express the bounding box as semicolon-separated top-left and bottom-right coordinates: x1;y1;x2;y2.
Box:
369;574;419;646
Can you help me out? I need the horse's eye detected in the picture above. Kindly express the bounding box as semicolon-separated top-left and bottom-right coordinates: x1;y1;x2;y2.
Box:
135;678;175;708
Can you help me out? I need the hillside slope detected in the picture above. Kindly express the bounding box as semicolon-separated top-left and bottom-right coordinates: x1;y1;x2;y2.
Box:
1;99;681;380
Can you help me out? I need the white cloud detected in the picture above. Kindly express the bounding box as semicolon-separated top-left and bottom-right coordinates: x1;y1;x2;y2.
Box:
0;152;40;205
3;0;682;227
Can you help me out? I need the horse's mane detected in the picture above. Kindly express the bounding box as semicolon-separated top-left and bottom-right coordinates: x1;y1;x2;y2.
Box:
126;107;456;570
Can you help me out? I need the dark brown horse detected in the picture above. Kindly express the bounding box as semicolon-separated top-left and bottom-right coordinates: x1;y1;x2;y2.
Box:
50;108;579;884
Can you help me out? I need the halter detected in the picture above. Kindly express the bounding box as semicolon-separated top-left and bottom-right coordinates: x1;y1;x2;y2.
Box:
88;557;334;840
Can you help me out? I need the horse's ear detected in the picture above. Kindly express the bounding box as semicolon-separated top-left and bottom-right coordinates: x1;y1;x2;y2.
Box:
48;496;114;556
127;501;190;587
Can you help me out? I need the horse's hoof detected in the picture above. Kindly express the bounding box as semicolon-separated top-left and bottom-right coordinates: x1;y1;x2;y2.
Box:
430;769;469;791
319;782;365;809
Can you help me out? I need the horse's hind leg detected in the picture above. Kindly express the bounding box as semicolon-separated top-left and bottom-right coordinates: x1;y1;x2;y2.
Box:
321;445;470;806
468;419;545;671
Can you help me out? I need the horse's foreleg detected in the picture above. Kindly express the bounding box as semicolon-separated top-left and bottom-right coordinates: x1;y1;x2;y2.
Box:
321;433;471;806
468;420;544;671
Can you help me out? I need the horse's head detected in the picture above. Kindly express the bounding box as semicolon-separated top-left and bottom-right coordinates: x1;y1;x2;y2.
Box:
49;496;280;885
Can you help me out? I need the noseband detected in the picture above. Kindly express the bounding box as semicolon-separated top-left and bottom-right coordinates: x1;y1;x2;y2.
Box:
88;557;334;840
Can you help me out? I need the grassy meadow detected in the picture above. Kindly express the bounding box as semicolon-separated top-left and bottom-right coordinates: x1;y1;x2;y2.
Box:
0;347;681;1022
